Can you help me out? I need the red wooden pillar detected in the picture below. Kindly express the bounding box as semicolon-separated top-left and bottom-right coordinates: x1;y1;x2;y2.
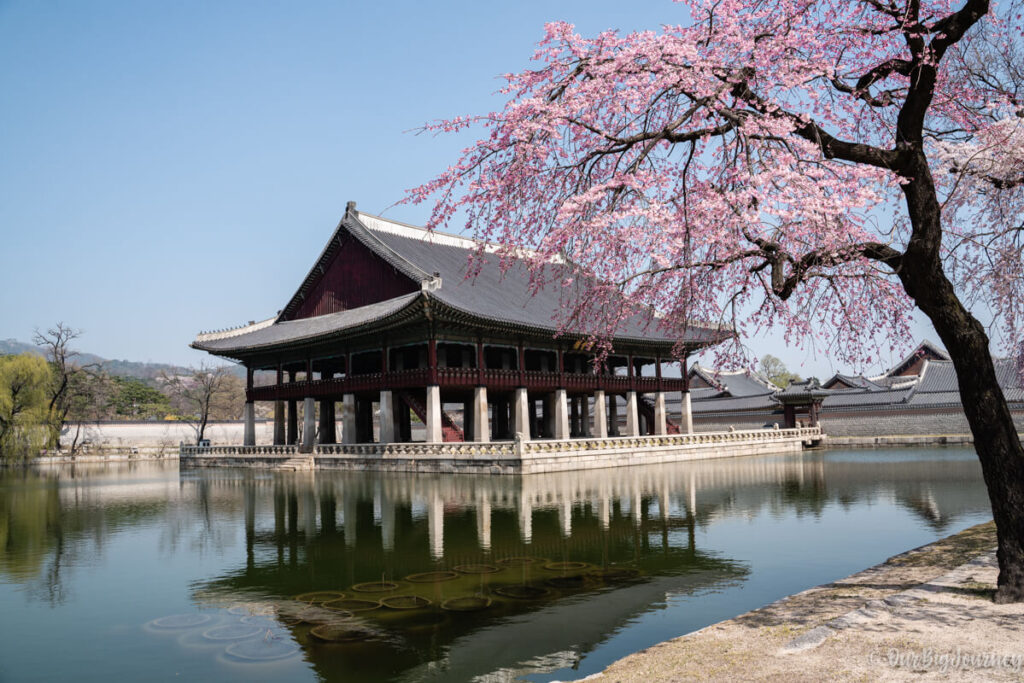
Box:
627;352;635;391
655;353;663;392
428;336;438;384
517;340;525;387
276;364;283;396
476;336;485;385
306;358;313;383
683;355;689;392
246;366;254;399
557;347;565;388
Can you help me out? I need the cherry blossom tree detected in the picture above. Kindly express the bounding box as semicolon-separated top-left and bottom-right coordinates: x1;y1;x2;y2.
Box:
410;0;1024;601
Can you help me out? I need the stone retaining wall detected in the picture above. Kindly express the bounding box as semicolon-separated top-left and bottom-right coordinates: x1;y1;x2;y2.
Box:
180;427;821;474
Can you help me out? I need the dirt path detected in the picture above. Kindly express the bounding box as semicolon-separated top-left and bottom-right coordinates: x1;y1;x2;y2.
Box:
565;522;1024;682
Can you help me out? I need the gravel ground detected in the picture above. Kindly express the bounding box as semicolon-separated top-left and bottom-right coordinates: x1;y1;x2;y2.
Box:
563;522;1024;682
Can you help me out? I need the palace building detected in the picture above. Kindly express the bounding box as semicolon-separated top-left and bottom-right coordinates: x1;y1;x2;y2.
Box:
192;202;728;450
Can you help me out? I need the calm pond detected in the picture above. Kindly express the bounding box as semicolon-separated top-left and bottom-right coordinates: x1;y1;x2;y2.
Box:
0;448;991;682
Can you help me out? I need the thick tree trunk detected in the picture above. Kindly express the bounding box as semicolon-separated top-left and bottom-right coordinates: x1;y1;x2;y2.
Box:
899;161;1024;603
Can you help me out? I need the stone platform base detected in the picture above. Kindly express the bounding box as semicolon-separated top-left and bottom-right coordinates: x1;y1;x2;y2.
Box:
179;427;821;474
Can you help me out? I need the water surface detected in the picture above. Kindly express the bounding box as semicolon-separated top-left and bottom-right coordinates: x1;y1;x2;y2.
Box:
0;448;992;682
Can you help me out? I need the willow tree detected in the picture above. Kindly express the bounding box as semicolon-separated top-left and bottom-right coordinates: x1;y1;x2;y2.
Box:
411;0;1024;601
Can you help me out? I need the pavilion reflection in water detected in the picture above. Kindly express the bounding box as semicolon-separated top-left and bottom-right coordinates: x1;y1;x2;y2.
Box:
183;451;986;682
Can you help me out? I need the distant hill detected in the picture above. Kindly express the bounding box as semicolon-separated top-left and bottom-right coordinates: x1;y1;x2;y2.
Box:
0;338;244;382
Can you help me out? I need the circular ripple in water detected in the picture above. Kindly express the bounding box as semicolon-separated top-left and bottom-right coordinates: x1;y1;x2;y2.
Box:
149;614;214;630
543;561;590;572
350;581;401;593
440;596;492;612
294;591;346;604
240;615;281;629
494;585;553;600
203;624;265;642
224;637;299;662
381;595;431;610
454;564;501;575
405;571;459;583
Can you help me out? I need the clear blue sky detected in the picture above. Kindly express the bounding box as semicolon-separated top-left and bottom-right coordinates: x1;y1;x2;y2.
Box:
0;0;938;376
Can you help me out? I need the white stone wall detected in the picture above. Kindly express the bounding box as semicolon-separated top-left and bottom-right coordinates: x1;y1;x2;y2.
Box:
59;420;274;452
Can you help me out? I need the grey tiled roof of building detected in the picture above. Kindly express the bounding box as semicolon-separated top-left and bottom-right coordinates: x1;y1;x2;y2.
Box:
909;359;1024;405
823;373;887;391
690;393;780;413
193;208;728;355
822;386;914;408
194;294;421;352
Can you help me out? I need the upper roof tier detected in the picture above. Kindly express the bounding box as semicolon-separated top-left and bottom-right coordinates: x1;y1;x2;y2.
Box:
192;204;729;358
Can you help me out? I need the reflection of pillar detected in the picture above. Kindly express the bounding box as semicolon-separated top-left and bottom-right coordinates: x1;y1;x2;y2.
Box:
344;494;357;547
654;392;667;435
471;386;490;442
303;485;317;537
632;489;642;526
244;481;255;567
476;495;491;550
341;394;357;444
380;491;395;551
243;402;256;445
428;490;444;559
688;470;696;515
518;495;533;543
302;397;316;452
553;389;570;439
559;497;572;537
319;400;335;444
425;385;442;443
625;391;640;437
681;391;693;434
599;492;610;530
659;485;671;521
379;390;396;443
512;388;531;440
274;401;285;445
592;391;607;438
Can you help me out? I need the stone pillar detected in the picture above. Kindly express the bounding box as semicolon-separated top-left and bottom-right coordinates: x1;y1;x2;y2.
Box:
318;400;335;444
625;391;640;437
243;401;256;446
592;391;607;438
301;397;316;452
512;387;531;441
653;391;668;435
287;399;298;445
379;390;396;443
681;391;694;434
273;400;285;445
553;389;570;439
471;386;490;442
608;393;620;436
341;394;357;444
425;385;442;443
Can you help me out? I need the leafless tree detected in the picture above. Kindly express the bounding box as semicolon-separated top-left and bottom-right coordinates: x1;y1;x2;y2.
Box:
159;364;242;445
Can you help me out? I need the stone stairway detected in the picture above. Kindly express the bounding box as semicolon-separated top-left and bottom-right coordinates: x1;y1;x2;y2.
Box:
276;455;315;471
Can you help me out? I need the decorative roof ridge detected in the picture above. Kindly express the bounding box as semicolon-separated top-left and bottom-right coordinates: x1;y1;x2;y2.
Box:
355;209;565;264
195;317;276;342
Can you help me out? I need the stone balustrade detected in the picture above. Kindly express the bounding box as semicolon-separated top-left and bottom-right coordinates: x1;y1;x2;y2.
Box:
179;426;821;472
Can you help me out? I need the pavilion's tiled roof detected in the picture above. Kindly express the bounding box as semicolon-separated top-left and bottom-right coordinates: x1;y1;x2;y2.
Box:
192;206;728;356
352;211;725;345
823;373;887;391
192;293;422;353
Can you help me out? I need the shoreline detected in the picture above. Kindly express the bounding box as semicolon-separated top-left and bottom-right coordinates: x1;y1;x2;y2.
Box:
568;521;1023;682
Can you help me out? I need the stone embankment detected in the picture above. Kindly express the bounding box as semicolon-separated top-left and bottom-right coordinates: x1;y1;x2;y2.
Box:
569;521;1023;682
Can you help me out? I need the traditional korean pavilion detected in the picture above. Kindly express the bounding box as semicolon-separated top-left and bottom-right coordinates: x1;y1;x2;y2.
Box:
192;202;727;449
